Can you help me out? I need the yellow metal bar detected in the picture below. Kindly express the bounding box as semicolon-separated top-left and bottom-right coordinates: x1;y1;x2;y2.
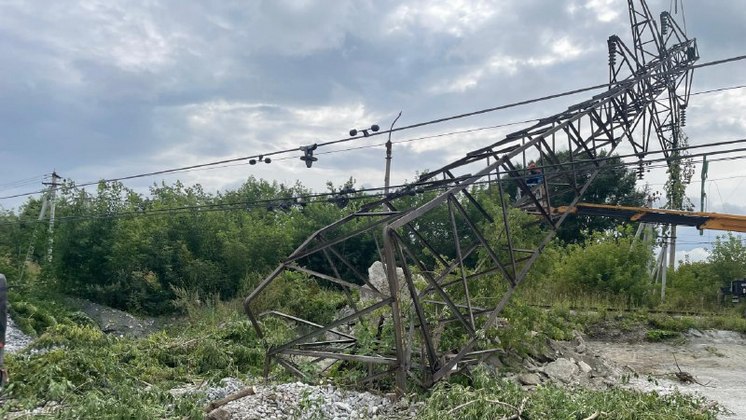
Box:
554;203;746;233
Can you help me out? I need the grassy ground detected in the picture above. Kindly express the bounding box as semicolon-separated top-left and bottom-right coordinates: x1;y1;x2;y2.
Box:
1;292;736;418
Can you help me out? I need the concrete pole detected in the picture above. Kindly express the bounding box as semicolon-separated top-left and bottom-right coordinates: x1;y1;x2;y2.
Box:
45;171;61;263
384;112;402;196
0;273;7;386
668;224;677;270
661;239;668;302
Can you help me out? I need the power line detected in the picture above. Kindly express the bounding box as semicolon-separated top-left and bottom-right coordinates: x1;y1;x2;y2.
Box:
690;84;746;96
6;146;746;228
6;137;746;222
4;55;745;202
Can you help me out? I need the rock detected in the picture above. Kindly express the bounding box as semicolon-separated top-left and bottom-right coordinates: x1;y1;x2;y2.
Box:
578;360;593;374
207;408;231;420
518;373;542;386
5;317;33;353
334;401;351;412
573;330;587;354
544;358;580;383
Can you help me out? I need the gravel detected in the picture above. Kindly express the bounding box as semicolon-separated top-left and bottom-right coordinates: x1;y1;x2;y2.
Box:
199;380;420;419
5;316;33;353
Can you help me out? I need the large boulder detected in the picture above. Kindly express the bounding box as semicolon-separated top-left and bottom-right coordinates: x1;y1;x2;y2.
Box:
360;261;406;300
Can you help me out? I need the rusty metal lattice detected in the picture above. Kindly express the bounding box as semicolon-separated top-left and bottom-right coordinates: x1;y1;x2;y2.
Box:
243;0;698;391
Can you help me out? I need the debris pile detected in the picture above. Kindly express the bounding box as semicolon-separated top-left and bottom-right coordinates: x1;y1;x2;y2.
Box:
202;381;419;420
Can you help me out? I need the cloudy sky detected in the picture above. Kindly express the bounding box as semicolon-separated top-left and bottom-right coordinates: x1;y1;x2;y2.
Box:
1;0;745;261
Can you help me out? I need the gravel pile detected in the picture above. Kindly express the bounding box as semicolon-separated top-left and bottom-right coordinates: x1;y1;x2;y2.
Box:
5;316;33;353
170;377;247;403
217;381;419;419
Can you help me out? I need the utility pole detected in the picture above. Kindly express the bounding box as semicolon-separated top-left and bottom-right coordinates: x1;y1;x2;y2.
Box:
700;155;708;235
661;237;668;302
42;171;61;263
384;112;402;195
18;171;61;282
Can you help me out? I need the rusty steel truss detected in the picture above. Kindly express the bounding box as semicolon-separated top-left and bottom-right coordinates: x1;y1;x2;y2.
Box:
243;0;698;390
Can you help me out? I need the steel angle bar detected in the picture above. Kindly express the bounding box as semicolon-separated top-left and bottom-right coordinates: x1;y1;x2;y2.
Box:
359;367;400;385
447;195;476;329
453;188;516;284
285;212;365;260
417;242;480;299
259;310;357;340
504;160;554;227
325;246;381;294
435;308;494;325
395;234;476;337
394;239;440;372
321;248;359;311
423;300;488;312
382;201;450;267
275;357;310;381
444;170;494;223
281;349;398;365
286;264;387;299
296;339;357;347
434;257;534;292
269;298;393;356
381;228;408;391
287;212;402;262
244;264;288;336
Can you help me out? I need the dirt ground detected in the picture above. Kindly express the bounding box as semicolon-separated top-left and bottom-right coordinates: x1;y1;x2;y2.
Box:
588;330;746;419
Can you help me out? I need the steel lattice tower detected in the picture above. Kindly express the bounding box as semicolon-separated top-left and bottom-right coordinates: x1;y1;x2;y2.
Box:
243;0;698;390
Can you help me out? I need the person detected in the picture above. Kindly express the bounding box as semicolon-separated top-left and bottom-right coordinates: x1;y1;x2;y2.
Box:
526;161;543;187
0;273;7;386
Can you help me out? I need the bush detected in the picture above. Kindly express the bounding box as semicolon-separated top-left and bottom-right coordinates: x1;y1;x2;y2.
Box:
546;229;654;307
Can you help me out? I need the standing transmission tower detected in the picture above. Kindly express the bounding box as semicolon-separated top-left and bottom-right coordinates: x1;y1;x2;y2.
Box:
243;0;697;390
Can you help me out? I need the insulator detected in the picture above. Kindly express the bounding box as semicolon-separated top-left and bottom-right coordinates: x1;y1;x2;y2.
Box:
300;144;318;168
637;160;645;180
660;13;669;35
607;37;617;67
680;108;687;126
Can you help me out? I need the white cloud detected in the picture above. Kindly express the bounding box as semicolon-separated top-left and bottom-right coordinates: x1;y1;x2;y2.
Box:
675;247;710;266
430;35;591;94
386;0;499;37
585;0;621;23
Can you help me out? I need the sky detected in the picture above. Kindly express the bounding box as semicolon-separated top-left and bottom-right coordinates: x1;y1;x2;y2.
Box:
1;0;745;262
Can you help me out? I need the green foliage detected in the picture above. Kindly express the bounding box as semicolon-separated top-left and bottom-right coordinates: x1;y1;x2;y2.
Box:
0;297;290;418
250;271;348;325
0;176;365;315
545;228;654;306
488;303;587;356
707;233;746;287
645;329;681;342
420;366;716;419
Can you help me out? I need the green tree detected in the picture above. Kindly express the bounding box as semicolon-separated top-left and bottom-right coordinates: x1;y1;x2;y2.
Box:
707;233;746;287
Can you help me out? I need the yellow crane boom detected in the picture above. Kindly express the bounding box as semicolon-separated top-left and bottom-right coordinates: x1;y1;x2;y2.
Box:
554;203;746;233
